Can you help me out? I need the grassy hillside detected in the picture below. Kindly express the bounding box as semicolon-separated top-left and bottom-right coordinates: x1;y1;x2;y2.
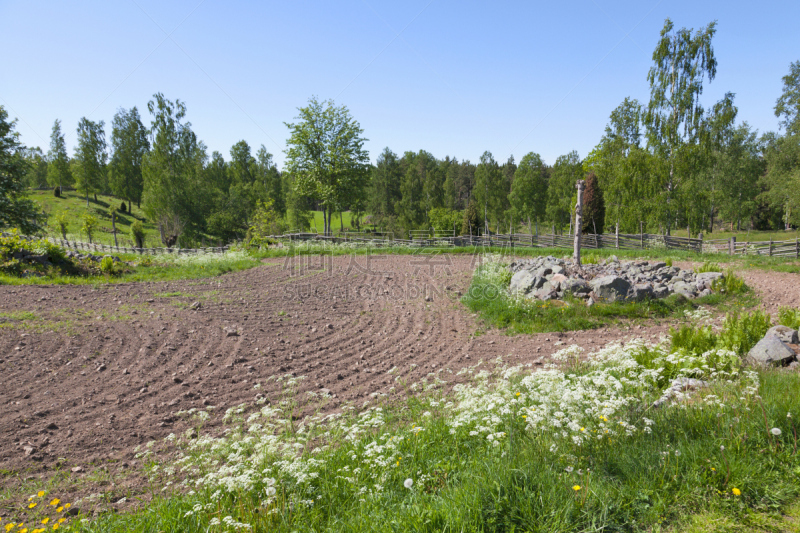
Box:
28;189;159;247
306;210;355;233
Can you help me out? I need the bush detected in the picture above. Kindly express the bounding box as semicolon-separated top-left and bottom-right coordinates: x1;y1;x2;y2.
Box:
120;201;127;213
99;256;116;275
429;207;462;236
81;213;98;243
778;307;800;329
54;213;69;239
718;309;772;357
53;185;61;197
670;324;718;355
694;261;722;273
712;269;747;295
130;220;146;248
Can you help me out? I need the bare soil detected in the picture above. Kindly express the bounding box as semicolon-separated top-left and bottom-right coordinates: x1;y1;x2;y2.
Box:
0;254;797;509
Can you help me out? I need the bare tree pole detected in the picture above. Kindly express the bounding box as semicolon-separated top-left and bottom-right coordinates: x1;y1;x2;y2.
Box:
574;179;585;266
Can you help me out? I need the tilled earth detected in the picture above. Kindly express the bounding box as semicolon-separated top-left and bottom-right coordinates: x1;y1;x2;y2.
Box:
1;254;798;508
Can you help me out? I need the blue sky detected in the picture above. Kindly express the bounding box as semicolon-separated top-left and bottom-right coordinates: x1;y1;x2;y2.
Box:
2;0;797;167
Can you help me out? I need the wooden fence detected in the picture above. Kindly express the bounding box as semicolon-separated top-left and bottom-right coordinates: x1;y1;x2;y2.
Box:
703;237;800;257
2;232;231;256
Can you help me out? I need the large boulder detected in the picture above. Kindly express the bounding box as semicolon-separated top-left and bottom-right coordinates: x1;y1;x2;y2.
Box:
766;325;800;345
589;276;631;303
563;278;591;296
696;271;724;290
672;280;696;299
630;283;654;301
509;270;537;295
746;334;797;367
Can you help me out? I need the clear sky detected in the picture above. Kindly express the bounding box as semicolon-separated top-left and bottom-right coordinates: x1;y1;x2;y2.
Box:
2;0;797;167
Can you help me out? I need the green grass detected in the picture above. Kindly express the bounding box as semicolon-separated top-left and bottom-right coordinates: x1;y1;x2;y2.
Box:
29;189;158;247
28;352;800;533
461;258;757;334
306;210;355;233
671;227;800;243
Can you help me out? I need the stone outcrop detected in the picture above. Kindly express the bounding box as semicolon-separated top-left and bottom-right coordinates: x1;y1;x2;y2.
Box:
508;255;725;303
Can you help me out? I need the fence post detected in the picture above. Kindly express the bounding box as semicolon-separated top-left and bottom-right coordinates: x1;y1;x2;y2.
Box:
769;238;773;257
729;236;736;256
796;237;799;259
615;223;619;249
640;221;644;249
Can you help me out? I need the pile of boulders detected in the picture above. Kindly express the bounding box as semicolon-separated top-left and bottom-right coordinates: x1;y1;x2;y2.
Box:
508;255;724;304
747;326;800;368
64;250;122;263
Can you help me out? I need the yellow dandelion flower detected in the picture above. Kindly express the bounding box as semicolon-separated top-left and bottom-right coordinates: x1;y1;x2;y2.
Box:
29;502;38;509
732;487;741;496
41;518;49;525
5;524;15;532
49;499;59;507
63;504;70;509
20;529;28;533
580;427;585;432
57;518;65;524
711;467;716;472
55;507;62;513
37;491;45;498
522;415;527;419
515;392;520;397
572;485;581;491
53;526;60;531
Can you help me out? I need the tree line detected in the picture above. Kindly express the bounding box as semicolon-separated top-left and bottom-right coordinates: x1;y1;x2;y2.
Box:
5;19;800;245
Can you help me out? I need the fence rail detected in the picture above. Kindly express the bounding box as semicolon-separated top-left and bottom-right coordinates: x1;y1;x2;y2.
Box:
2;232;231;255
7;229;800;259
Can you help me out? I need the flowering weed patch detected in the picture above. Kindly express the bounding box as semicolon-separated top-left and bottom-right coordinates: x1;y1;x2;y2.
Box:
69;339;800;532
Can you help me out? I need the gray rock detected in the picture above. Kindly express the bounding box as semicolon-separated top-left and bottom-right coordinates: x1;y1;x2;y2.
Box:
588;276;631;303
652;284;670;298
509;270;537;295
695;272;723;289
746;334;797;367
766;325;799;345
534;286;558;300
631;283;654;301
549;273;568;290
535;266;552;278
653;377;708;408
550;265;565;276
563;278;591;296
672;280;696;299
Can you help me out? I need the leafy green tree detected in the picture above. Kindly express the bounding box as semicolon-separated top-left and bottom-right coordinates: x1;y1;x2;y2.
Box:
775;60;800;135
74;118;107;206
284;97;370;235
54;212;69;239
509;152;548;234
80;213;98;243
547;151;582;233
142;93;207;246
109;107;149;212
644;18;718;235
395;151;429;230
47;119;72;192
581;172;605;234
256;145;284;216
717;123;764;230
473;151;506;232
246;199;286;246
429;207;461;235
0;106;45;233
23;147;49;189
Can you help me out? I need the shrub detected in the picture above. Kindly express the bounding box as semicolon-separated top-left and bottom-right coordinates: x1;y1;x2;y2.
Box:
665;257;673;267
81;213;98;243
120;201;127;213
53;185;61;197
670;324;718;355
778;307;800;329
462;199;484;235
712;269;747;295
99;256;117;275
694;261;722;273
718;309;772;357
54;213;69;239
130;220;146;248
429;207;462;236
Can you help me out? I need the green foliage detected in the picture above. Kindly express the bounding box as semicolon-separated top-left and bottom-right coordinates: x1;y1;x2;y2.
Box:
462;199;484;235
46;119;73;190
0;106;45;234
718;309;773;357
130;220;146;248
473;151;508;231
99;256;117;275
712;269;747;295
246;199;286;247
285;97;370;235
53;213;69;239
665;257;673;267
508;151;548;231
694;261;722;273
774;60;800;135
778;306;800;329
547;151;583;232
428;207;461;235
670;324;719;355
81;213;98;243
73;117;108;204
108;107;149;211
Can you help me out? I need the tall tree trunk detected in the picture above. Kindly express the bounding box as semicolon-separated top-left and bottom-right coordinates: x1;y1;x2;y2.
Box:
340;211;344;232
112;211;118;247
